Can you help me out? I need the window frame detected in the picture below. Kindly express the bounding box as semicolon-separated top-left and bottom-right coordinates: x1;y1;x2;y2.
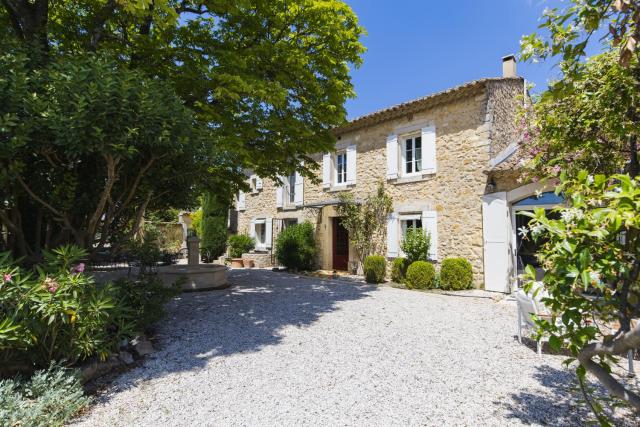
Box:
401;135;422;177
335;151;348;185
286;173;296;204
254;221;266;246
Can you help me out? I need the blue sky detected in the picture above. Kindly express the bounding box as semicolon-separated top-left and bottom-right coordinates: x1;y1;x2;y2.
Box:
344;0;565;119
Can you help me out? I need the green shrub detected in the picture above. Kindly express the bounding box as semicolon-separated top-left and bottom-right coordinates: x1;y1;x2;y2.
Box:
391;257;409;283
275;222;317;271
0;245;177;375
363;255;386;283
405;261;436;290
200;192;229;262
201;216;228;262
228;233;255;258
400;228;431;263
0;364;91;427
440;258;473;290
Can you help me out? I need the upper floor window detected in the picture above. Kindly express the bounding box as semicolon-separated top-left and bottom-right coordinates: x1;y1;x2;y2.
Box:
323;145;356;189
287;173;296;203
386;126;436;180
403;136;422;175
336;152;347;184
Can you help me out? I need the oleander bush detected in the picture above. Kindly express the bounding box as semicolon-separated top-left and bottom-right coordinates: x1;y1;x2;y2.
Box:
439;258;473;290
363;255;386;284
0;364;91;427
391;257;409;283
405;261;436;290
228;234;255;258
275;222;317;271
0;245;178;376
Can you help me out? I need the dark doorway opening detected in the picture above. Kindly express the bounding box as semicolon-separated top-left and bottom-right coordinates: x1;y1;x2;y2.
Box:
332;217;349;271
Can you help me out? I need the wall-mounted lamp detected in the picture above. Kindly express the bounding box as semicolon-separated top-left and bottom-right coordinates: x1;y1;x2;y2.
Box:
486;177;497;193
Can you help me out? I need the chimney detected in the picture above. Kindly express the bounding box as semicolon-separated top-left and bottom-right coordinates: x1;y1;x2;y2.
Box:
502;54;517;78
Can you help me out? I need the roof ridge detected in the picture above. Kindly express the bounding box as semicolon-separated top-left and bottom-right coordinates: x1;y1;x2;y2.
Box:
337;76;523;134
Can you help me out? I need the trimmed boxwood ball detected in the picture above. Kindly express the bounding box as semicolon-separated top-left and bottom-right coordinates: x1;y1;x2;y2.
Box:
440;258;473;290
405;261;436;289
391;257;409;283
363;255;386;283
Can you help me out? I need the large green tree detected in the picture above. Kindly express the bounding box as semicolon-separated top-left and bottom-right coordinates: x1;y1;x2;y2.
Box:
1;0;365;179
520;0;640;420
0;1;365;258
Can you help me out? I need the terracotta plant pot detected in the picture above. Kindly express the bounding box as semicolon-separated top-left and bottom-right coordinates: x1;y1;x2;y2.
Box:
243;258;255;268
230;258;244;268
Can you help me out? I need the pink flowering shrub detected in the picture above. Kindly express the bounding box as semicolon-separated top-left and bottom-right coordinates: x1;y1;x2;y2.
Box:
0;245;177;375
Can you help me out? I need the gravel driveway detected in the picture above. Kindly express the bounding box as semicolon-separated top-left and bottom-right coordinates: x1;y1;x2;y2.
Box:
73;269;616;426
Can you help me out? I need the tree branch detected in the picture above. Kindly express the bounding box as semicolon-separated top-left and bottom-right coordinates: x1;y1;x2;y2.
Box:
578;322;640;409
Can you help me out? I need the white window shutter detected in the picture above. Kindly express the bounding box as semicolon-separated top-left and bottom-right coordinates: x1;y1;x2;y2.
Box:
275;178;283;208
421;126;437;174
237;191;246;211
346;145;357;185
386;212;399;258
249;218;256;240
386;135;398;179
294;171;304;206
255;177;263;190
422;210;438;260
322;153;331;188
265;217;272;248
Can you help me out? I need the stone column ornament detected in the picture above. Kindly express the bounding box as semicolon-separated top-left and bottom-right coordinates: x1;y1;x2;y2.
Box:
187;235;200;266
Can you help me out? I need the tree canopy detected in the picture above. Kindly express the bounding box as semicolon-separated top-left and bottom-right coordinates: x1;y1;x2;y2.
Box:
1;0;365;179
0;1;365;257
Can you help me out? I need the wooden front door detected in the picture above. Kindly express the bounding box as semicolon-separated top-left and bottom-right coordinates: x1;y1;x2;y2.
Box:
332;217;349;271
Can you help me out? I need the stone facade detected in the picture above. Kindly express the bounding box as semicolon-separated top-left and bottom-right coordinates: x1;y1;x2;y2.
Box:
235;77;525;288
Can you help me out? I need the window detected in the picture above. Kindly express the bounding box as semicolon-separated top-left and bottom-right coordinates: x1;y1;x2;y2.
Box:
287;173;296;203
254;219;266;246
283;218;298;228
336;152;347;185
403;136;422;175
400;215;422;238
322;145;355;188
250;177;257;191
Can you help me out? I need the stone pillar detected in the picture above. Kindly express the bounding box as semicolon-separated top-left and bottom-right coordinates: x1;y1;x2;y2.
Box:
187;235;200;266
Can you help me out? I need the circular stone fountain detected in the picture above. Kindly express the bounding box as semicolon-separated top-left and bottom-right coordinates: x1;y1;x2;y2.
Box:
158;235;229;292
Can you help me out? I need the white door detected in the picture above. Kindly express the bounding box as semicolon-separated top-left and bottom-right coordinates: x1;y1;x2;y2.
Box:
482;192;510;292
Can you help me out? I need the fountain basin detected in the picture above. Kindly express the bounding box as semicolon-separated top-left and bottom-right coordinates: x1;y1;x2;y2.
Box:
157;263;229;292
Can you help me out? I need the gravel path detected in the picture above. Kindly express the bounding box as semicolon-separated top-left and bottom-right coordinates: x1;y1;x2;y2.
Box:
73;269;621;426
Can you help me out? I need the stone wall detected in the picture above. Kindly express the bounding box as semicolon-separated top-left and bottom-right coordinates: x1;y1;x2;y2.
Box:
236;79;524;287
486;78;525;158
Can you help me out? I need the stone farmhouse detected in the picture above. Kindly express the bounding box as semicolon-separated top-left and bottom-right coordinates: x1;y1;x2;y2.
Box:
233;56;562;291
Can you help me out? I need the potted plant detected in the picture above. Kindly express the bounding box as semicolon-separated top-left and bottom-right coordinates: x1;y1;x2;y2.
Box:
227;234;255;268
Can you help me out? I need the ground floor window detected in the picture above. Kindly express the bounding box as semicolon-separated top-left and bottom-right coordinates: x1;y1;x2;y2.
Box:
400;214;422;238
283;218;298;228
254;219;267;247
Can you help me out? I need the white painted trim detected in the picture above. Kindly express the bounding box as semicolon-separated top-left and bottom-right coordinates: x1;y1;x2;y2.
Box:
506;180;557;203
488;142;518;169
